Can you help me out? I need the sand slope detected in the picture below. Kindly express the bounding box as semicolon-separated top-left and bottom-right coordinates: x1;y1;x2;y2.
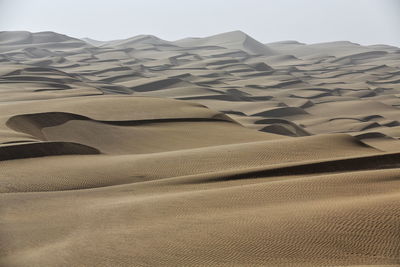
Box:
1;30;400;266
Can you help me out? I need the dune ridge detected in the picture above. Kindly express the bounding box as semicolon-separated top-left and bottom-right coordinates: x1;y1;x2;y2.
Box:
1;30;400;266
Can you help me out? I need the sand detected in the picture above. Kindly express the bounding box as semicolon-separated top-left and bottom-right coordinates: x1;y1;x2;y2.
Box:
1;30;400;266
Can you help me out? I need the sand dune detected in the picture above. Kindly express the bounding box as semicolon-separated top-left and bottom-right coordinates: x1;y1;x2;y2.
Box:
1;30;400;266
175;31;277;56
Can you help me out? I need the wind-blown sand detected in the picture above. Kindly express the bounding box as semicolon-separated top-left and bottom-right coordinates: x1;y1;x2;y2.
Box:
1;30;400;266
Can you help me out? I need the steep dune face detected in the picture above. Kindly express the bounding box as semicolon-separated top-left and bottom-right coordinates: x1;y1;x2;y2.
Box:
0;31;91;53
100;34;176;49
0;31;77;45
174;30;277;56
1;30;400;266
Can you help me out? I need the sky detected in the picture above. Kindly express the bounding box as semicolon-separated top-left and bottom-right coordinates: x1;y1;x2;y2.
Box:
0;0;399;46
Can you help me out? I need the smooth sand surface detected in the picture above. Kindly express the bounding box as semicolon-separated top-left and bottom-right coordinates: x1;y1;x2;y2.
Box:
1;30;400;266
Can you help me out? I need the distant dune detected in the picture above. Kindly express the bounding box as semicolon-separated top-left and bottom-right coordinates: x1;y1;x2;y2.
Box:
1;30;400;266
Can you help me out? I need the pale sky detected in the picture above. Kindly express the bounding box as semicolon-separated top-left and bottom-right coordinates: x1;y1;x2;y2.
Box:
0;0;399;46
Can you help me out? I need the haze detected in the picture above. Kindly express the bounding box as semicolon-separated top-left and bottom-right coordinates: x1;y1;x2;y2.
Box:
0;0;399;46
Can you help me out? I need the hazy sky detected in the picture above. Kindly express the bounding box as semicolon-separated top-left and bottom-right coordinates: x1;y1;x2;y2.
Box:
0;0;399;46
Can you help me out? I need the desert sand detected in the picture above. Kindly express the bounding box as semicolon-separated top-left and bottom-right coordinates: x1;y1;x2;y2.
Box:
1;30;400;266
